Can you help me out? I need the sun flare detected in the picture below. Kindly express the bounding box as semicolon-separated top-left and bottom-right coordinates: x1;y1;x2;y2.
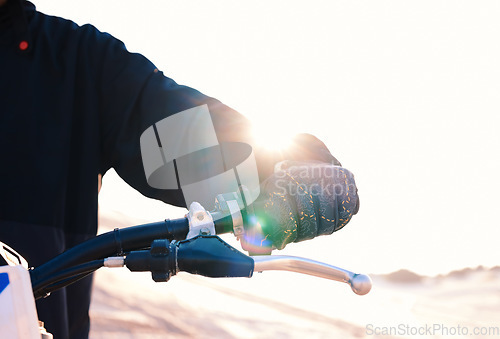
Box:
251;125;294;151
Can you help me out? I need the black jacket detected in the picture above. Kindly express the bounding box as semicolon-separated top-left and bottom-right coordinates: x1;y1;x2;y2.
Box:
0;1;338;338
0;1;254;337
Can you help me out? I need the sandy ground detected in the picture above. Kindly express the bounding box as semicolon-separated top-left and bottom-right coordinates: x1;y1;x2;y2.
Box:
89;210;500;339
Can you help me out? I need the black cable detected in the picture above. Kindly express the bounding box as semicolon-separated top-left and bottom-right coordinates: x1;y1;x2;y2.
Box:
36;269;97;300
32;260;103;299
31;218;189;284
113;228;124;256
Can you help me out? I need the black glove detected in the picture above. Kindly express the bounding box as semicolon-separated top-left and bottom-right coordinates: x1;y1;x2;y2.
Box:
254;161;359;250
254;133;342;182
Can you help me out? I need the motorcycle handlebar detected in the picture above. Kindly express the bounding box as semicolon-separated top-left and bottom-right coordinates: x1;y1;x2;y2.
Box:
30;214;236;286
31;217;189;284
30;214;372;298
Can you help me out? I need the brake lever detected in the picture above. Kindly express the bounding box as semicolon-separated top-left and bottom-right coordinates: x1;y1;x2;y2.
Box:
124;236;371;295
252;255;372;295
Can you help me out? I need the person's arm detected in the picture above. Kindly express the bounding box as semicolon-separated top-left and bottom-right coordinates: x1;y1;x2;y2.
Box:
91;31;249;207
93;30;337;208
89;28;358;250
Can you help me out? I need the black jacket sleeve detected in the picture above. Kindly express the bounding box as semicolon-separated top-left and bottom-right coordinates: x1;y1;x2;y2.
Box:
86;28;337;208
89;32;253;207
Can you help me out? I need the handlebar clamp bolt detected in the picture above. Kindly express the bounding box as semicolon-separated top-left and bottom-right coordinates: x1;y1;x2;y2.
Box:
199;227;211;235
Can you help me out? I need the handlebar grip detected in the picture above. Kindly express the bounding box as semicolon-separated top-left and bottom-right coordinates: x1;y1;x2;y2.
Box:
254;165;359;250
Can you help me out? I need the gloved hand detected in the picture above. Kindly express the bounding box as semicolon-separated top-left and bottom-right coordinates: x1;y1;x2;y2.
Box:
254;133;342;182
254;161;359;250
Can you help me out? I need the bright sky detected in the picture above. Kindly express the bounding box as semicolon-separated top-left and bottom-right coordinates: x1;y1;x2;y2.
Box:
35;0;500;276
